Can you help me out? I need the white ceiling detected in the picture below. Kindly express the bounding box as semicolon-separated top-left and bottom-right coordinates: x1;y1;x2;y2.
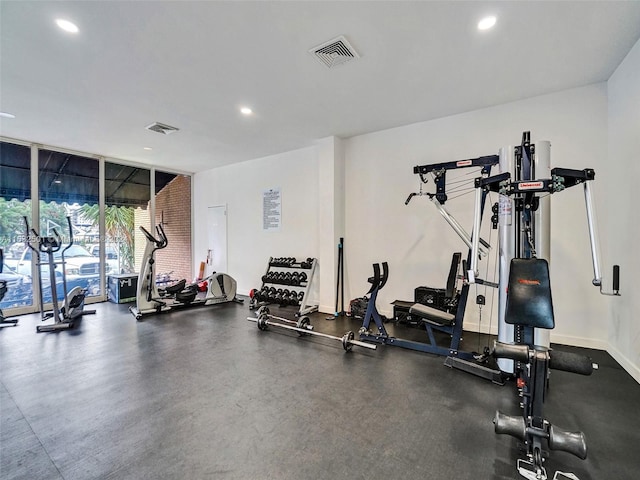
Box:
1;1;640;173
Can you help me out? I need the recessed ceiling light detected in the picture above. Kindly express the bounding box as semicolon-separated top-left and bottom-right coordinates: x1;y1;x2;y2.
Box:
54;180;62;184
56;19;79;33
143;147;153;151
240;107;253;115
478;16;497;31
0;112;16;118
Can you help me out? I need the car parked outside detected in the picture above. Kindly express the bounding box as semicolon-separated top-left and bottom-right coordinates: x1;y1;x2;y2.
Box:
87;243;121;274
0;260;32;309
13;244;105;296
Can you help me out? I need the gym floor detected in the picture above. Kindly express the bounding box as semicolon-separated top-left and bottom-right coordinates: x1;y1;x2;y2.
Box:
1;300;638;480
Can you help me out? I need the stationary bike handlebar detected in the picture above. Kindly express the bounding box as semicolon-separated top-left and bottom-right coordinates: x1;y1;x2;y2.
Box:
61;216;74;255
139;224;168;249
23;216;64;254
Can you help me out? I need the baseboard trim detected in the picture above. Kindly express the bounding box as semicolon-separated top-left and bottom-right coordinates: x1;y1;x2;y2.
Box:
606;343;640;384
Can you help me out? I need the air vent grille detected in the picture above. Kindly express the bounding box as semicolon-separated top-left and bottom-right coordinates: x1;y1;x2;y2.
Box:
309;35;360;68
145;122;179;135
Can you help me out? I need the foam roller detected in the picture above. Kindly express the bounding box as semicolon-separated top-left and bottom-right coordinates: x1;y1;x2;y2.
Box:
549;349;595;376
493;341;530;362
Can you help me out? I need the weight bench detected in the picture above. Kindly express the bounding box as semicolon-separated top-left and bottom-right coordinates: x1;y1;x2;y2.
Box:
360;254;476;360
493;258;594;480
408;252;460;327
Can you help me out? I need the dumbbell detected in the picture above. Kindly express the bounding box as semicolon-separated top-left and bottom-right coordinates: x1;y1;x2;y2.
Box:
268;287;278;302
298;272;307;284
280;289;290;305
289;292;299;306
290;272;300;286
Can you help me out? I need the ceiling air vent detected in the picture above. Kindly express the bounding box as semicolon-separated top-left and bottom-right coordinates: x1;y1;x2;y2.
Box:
145;122;179;135
309;35;360;68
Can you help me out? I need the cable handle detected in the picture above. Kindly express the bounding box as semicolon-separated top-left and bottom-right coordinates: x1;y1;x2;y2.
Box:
583;182;621;296
405;192;417;205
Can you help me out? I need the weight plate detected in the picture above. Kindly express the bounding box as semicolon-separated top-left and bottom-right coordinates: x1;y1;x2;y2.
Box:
257;315;269;331
342;331;354;352
296;316;311;336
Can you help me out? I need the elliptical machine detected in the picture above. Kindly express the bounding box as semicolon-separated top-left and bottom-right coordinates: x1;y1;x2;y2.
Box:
129;224;242;321
0;248;19;327
24;216;96;332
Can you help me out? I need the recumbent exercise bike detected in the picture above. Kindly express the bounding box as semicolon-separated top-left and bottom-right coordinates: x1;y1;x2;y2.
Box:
129;224;242;321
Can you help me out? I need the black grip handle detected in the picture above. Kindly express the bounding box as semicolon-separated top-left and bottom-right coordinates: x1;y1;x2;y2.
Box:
612;265;620;292
548;425;587;459
549;349;594;375
493;411;526;441
493;341;529;362
405;193;417;205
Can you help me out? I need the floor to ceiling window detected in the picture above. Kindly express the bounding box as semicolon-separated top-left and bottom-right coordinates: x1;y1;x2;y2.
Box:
0;141;33;312
105;162;151;276
38;149;100;302
1;139;191;315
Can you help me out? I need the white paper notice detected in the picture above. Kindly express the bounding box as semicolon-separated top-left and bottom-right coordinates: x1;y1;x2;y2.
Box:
263;188;281;231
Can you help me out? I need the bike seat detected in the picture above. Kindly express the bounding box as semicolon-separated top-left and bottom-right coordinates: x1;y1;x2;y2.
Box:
161;279;187;295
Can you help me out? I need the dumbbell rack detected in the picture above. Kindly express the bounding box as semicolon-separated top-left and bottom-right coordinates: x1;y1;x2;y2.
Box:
257;257;318;316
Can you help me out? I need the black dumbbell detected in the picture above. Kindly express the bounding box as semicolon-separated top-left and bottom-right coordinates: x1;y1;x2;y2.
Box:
298;272;307;283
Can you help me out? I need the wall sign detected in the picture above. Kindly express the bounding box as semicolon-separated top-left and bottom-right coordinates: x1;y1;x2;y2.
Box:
263;187;281;231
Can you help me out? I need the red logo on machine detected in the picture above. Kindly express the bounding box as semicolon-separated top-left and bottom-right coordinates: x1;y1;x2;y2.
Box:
456;160;472;167
518;279;541;285
519;182;544;190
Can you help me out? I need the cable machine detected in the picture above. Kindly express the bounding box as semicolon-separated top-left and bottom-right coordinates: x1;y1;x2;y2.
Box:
358;155;504;383
467;131;620;480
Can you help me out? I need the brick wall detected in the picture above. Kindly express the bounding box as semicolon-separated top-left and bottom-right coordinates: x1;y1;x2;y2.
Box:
154;175;192;282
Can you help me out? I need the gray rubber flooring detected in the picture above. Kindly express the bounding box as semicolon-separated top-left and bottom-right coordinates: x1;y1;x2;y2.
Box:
1;300;639;480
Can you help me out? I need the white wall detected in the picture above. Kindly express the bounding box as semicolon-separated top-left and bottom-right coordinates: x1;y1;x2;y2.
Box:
193;146;319;298
344;83;610;349
193;82;617;353
606;37;640;382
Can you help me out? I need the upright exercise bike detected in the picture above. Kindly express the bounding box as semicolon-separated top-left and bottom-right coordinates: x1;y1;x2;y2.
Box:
129;224;242;321
25;216;96;332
